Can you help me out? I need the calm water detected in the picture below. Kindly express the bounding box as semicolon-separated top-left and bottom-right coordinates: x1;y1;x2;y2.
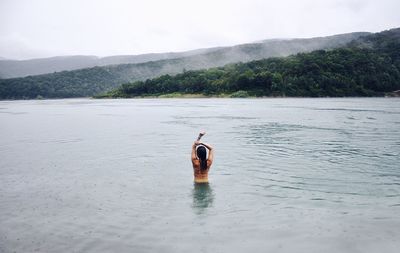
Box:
0;98;399;253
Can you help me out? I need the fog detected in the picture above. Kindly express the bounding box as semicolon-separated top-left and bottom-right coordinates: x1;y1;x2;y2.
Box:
1;0;399;60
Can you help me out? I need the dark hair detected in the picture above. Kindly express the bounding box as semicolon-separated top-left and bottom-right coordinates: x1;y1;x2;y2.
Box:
196;145;208;171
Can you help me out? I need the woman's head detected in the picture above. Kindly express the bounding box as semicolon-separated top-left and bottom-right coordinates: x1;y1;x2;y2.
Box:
196;145;207;170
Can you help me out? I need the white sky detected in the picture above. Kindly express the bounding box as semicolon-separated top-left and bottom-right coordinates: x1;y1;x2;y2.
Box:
1;0;399;60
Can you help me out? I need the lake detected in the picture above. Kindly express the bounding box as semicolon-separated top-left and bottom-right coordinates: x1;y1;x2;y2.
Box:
0;98;399;253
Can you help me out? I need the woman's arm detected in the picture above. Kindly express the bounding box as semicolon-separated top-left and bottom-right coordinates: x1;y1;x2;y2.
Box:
199;142;213;150
208;148;214;165
191;141;200;161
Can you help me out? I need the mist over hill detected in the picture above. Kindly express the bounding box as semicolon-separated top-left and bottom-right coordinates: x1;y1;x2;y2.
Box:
0;32;367;79
0;48;221;79
100;28;400;98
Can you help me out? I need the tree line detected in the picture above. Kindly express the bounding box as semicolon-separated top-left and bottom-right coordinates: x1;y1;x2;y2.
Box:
0;67;125;99
99;45;400;98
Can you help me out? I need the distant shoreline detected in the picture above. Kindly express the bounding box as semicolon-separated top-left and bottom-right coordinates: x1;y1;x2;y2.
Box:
94;91;400;99
2;96;399;102
1;91;399;101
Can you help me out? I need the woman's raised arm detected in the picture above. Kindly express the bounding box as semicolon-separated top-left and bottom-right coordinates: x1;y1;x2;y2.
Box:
191;141;200;161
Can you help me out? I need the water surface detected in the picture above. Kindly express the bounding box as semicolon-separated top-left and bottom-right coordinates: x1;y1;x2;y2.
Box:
0;98;399;253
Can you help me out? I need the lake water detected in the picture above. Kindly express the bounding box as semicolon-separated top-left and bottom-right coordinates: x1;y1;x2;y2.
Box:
0;98;399;253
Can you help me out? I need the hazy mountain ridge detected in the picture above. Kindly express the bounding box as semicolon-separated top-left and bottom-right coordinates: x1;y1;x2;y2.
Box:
0;48;222;79
0;32;368;79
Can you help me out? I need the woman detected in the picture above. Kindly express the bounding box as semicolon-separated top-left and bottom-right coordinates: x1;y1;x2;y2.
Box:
191;140;214;183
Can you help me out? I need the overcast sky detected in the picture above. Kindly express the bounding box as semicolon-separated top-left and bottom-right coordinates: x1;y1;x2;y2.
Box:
1;0;399;60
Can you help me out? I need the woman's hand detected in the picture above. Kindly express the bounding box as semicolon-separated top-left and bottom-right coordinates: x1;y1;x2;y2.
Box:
197;131;206;141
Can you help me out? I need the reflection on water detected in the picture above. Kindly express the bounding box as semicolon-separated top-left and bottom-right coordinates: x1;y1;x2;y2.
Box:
192;183;214;214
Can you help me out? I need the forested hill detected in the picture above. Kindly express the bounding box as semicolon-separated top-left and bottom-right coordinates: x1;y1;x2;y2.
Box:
0;32;368;99
100;28;400;98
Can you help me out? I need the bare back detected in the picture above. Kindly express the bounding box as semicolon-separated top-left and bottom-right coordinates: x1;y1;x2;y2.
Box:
192;159;212;183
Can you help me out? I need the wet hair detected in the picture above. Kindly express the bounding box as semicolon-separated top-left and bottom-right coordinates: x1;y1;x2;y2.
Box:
196;145;208;171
